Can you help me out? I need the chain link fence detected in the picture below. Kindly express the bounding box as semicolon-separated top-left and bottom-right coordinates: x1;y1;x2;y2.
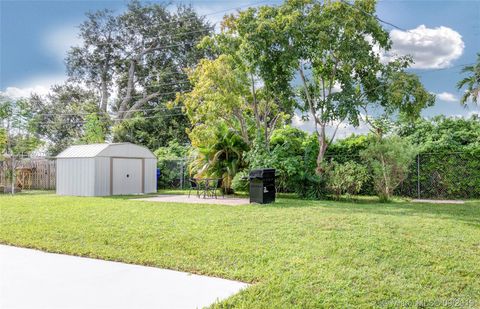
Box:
157;159;188;190
160;152;479;199
396;152;480;199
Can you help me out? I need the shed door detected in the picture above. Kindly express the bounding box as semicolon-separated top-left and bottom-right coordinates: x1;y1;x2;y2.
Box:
112;158;143;195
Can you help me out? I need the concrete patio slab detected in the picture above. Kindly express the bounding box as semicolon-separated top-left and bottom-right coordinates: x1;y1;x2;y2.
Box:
411;199;465;204
137;194;250;206
0;245;248;309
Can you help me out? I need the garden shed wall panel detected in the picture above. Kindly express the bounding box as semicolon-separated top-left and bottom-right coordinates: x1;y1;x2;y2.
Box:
56;158;95;196
94;157;110;196
144;158;157;193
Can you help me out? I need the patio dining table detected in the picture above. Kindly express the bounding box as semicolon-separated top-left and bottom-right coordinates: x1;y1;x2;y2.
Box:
192;178;221;198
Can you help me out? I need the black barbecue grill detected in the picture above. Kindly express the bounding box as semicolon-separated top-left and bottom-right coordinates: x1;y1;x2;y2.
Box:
248;168;276;204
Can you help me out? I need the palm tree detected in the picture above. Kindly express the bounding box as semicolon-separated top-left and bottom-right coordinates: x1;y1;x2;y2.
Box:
189;124;248;192
457;53;480;105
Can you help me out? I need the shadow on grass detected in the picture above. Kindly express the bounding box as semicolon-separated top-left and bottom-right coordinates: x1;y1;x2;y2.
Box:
0;190;55;196
269;197;480;226
21;189;477;227
104;190;480;226
101;190;247;200
101;193;160;200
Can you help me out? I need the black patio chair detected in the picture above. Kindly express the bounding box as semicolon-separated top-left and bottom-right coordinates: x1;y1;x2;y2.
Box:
188;179;200;198
211;178;224;199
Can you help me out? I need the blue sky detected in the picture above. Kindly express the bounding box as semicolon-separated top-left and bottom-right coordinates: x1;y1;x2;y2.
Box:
1;0;479;134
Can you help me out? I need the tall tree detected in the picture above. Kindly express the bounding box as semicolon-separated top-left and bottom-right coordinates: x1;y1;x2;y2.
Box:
66;1;212;121
176;54;288;148
81;113;107;144
202;12;296;149
231;0;433;173
111;109;190;150
0;95;42;157
29;84;106;155
66;9;120;112
360;60;435;140
457;53;480;105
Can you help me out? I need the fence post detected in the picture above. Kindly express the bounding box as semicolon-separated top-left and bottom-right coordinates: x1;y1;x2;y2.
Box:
180;161;184;190
11;156;15;195
417;154;420;199
47;162;51;190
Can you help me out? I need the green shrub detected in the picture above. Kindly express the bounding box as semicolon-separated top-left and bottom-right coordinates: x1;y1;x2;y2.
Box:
395;115;480;198
361;136;416;201
245;134;306;193
232;170;249;193
327;161;369;198
294;172;328;200
270;126;307;155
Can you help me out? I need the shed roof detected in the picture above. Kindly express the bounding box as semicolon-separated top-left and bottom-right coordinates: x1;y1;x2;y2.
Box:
56;143;156;159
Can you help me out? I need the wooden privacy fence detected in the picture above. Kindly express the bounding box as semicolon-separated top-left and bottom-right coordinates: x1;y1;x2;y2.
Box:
0;158;56;190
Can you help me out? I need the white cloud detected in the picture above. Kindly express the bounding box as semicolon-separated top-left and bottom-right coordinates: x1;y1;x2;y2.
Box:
436;91;458;102
43;25;81;62
2;86;49;99
387;25;464;69
467;111;479;118
0;74;67;99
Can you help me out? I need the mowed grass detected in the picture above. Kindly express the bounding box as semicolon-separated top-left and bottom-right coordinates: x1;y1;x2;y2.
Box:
0;193;479;308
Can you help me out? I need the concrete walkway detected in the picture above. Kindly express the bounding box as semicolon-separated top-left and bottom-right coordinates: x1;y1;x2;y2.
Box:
137;194;250;206
0;245;248;309
411;199;465;204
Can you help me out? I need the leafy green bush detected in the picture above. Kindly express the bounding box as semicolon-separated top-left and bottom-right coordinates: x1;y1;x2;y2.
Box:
397;115;480;150
326;134;371;161
231;170;249;193
327;161;369;198
270;126;307;155
293;172;328;200
394;115;480;198
361;136;417;201
245;132;307;193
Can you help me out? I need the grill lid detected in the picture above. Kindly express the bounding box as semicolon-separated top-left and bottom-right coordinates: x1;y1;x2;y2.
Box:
249;168;275;179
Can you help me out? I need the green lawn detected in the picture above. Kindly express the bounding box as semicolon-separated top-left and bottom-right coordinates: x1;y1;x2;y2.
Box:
0;193;479;308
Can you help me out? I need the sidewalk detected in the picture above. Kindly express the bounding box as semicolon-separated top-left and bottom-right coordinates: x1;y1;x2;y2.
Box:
0;245;248;309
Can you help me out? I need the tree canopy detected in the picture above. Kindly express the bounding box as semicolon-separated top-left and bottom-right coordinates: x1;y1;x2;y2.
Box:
0;95;42;157
192;0;433;174
66;1;212;120
29;84;105;155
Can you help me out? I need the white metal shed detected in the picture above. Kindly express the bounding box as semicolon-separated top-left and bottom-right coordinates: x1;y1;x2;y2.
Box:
56;143;157;196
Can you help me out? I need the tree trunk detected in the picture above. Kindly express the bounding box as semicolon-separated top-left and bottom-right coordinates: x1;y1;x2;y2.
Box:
315;127;328;175
117;57;138;119
250;73;260;128
232;108;250;146
263;102;270;151
122;92;160;119
380;154;390;200
299;64;327;174
100;76;109;113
